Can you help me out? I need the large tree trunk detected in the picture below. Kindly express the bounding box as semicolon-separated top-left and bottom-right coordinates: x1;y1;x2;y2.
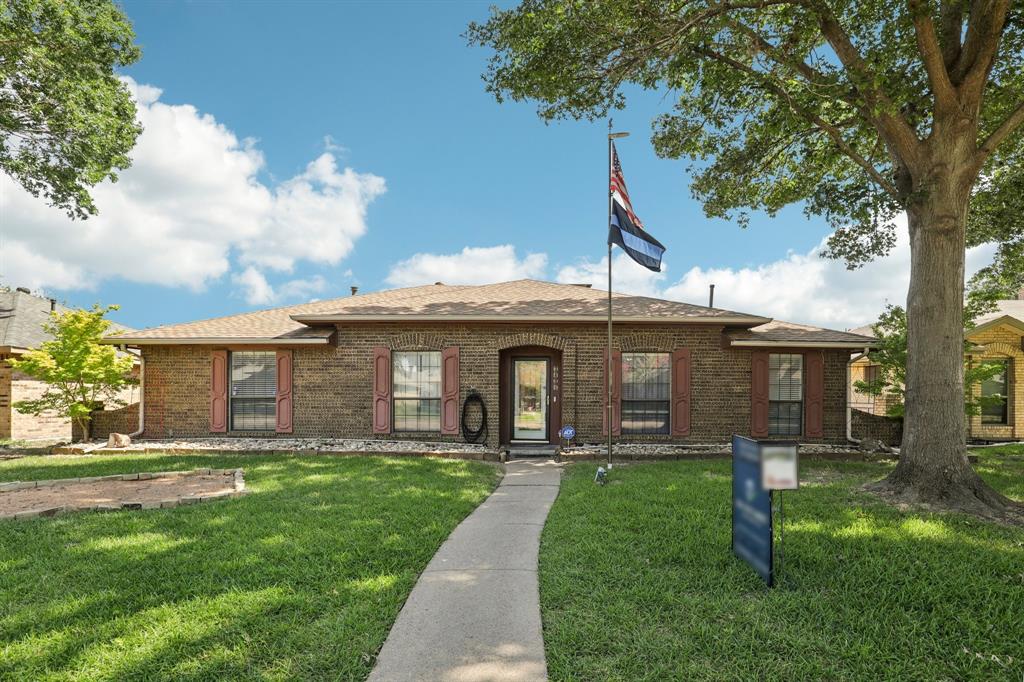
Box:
874;159;1011;516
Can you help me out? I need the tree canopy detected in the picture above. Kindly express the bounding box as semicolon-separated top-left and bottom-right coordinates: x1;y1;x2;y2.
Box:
0;0;142;219
468;0;1023;266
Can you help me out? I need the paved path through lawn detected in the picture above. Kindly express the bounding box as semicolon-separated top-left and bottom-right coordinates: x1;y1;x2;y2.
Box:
368;459;561;682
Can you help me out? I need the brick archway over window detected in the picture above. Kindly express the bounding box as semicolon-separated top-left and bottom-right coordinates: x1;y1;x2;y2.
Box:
977;341;1024;359
619;332;674;352
389;332;448;351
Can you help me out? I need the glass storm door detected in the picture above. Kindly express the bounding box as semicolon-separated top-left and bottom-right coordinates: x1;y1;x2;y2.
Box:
513;359;548;441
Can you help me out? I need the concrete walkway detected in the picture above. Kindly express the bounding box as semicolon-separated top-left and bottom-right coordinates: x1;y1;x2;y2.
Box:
368;459;561;682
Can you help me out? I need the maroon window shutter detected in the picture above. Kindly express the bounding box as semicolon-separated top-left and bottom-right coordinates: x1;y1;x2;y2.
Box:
671;348;691;436
275;350;293;434
373;346;392;434
602;350;622;436
805;351;825;438
751;351;769;437
210;350;228;433
441;346;460;435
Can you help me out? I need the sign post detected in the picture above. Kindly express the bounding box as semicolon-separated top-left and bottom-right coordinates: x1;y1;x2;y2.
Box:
731;435;798;587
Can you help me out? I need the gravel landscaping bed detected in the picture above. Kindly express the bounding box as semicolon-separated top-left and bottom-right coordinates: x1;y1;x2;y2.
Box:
0;468;247;519
561;442;874;459
53;437;497;459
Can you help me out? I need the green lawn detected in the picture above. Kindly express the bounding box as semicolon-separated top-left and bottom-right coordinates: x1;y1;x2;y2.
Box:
0;454;499;681
540;449;1024;681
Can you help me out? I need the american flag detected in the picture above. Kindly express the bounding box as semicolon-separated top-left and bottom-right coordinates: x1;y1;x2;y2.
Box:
610;143;644;229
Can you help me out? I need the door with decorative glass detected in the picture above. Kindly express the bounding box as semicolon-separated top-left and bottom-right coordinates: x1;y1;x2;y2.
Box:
512;359;548;441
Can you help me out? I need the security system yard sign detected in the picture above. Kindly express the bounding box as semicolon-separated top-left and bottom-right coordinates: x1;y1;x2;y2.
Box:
761;443;799;490
731;436;799;587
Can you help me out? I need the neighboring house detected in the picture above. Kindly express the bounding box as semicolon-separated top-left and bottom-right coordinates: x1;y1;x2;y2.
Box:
967;296;1024;441
0;287;137;442
103;280;875;449
848;325;902;417
849;290;1024;442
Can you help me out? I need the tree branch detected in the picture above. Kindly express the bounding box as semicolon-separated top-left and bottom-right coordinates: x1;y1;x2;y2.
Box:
977;99;1024;161
908;0;957;108
694;45;901;197
954;0;1010;97
808;0;922;163
938;0;964;70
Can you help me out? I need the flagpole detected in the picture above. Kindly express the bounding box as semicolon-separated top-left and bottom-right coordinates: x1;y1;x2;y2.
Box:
606;123;629;468
607;121;614;469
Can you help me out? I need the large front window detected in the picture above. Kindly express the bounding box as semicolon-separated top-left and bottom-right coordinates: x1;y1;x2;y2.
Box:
621;352;670;435
393;351;441;432
980;359;1010;425
769;353;803;436
230;351;276;431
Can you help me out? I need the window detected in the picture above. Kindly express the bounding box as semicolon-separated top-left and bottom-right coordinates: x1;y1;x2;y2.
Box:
980;359;1010;425
230;351;276;431
621;352;670;435
769;353;803;436
393;351;441;432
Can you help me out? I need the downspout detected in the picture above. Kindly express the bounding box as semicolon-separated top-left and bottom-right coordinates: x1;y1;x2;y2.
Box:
846;347;868;445
122;346;145;439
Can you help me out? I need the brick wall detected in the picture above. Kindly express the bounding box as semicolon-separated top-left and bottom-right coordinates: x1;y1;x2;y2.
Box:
851;408;903;446
967;322;1023;441
138;323;852;447
0;362;71;441
72;403;140;441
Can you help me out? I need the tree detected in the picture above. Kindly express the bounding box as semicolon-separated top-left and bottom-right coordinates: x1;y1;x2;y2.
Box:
0;0;142;219
9;305;136;441
966;162;1024;301
853;303;1005;419
468;0;1023;515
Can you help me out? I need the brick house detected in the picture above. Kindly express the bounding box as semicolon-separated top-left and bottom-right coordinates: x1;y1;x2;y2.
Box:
849;292;1024;443
103;280;876;449
1;288;139;442
967;297;1024;441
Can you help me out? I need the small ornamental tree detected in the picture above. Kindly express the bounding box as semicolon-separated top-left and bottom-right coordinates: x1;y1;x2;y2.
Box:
853;303;1005;419
9;305;136;441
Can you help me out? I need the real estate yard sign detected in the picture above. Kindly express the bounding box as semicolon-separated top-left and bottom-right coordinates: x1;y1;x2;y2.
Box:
732;435;774;586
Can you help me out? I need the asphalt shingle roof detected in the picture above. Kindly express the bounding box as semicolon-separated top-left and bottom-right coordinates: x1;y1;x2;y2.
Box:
730;320;877;346
106;279;873;347
1;289;133;351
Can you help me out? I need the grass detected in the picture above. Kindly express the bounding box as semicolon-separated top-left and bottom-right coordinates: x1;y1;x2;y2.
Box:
0;453;500;681
539;450;1024;681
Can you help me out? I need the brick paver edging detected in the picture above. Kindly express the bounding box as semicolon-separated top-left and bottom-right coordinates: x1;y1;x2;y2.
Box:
0;468;248;520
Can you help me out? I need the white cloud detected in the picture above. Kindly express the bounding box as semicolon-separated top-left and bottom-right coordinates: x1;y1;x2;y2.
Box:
232;267;328;306
556;251;668;298
385;245;548;287
557;217;997;329
0;77;385;302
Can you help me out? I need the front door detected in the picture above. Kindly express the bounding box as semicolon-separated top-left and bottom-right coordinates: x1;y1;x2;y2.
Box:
513;359;549;441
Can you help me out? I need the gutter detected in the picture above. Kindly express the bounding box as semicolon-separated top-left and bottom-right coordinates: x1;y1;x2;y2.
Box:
730;340;879;349
100;336;331;346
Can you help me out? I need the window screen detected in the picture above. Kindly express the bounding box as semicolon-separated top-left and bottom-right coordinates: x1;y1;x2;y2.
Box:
393;351;442;432
980;359;1009;425
621;352;670;435
768;353;803;436
231;351;276;431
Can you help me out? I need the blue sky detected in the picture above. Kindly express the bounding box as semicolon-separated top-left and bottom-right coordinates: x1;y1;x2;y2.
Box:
0;2;995;331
